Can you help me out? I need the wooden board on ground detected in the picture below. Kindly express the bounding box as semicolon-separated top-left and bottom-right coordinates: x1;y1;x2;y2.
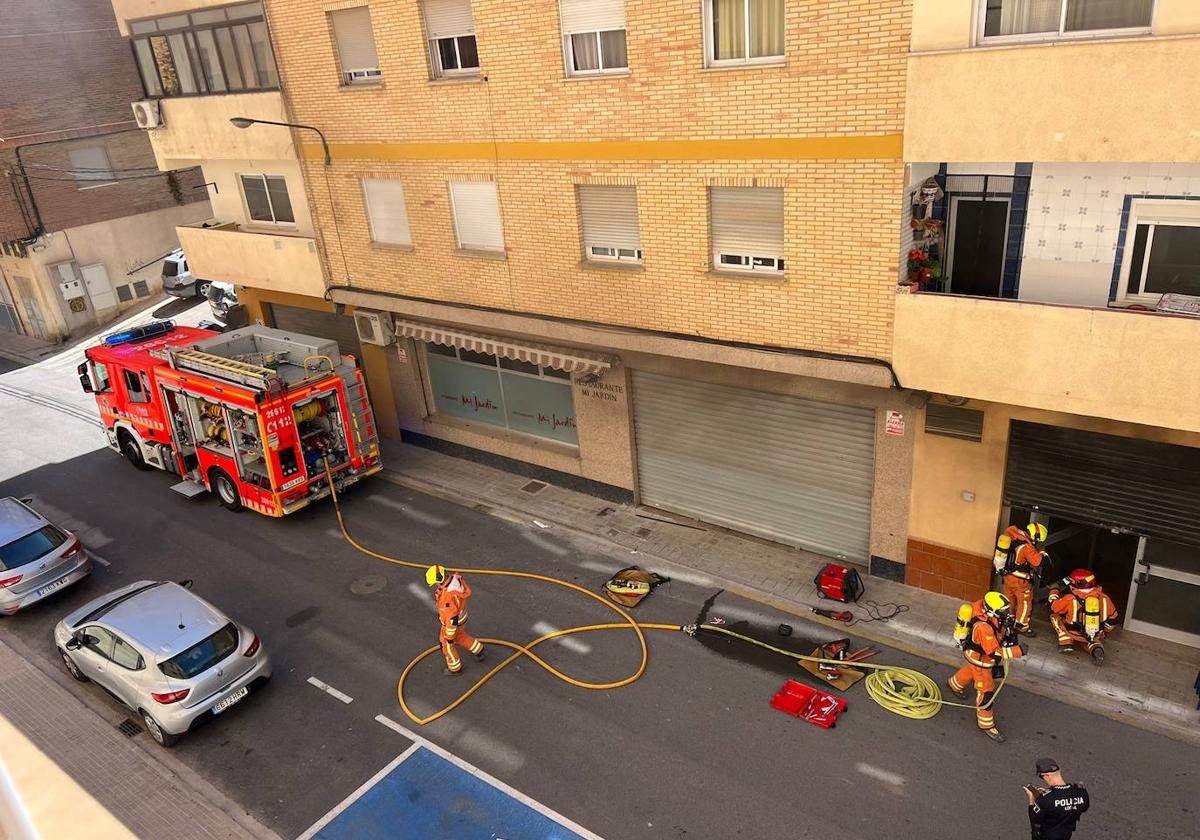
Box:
799;647;866;692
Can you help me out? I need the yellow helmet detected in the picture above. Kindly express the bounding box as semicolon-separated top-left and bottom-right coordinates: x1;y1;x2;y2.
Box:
1027;522;1048;543
983;591;1012;618
425;564;447;587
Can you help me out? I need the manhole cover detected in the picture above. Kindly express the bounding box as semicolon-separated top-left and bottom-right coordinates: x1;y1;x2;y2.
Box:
520;480;547;494
117;718;143;738
350;574;387;595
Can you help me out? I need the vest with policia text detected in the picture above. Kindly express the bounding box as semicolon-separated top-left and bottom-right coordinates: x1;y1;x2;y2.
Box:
1029;783;1089;840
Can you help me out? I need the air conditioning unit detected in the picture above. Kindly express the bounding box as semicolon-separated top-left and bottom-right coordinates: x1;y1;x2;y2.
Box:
132;100;163;129
353;310;395;346
344;67;383;84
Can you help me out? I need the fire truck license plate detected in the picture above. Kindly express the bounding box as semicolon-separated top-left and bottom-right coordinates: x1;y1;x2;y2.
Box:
213;686;249;714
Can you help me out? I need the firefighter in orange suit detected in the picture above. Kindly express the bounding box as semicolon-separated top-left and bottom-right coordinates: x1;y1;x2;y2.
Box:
426;565;486;675
1049;569;1118;662
948;591;1027;743
994;523;1047;636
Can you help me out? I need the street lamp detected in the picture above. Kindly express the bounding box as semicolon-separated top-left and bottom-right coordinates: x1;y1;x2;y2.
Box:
229;117;331;166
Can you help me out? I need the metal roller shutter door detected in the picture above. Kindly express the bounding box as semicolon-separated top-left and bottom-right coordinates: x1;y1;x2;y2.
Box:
1005;420;1200;546
268;304;365;370
632;370;875;561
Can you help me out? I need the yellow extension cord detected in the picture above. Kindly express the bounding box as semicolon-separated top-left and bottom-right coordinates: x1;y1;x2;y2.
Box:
323;465;1006;725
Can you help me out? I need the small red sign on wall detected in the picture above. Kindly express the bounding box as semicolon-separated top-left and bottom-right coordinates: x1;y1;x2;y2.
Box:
885;410;905;436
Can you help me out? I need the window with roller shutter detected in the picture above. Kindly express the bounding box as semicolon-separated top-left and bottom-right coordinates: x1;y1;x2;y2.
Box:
423;0;479;79
330;7;381;84
449;180;505;252
559;0;628;76
577;185;641;262
363;179;412;247
709;186;785;274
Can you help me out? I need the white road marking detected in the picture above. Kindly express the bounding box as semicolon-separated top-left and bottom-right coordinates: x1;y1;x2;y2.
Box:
532;621;591;655
373;715;605;840
856;762;906;788
369;495;449;527
88;552;111;567
450;727;526;774
407;581;438;611
306;676;353;704
295;742;422;840
520;530;569;557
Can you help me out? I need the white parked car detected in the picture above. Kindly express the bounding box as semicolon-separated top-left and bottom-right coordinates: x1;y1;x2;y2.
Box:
161;249;211;299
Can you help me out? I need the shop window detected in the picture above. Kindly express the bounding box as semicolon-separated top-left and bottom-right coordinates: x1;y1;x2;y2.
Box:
425;345;578;445
925;404;984;442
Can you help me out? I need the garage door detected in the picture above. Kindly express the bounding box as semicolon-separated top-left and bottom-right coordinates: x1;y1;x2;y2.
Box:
268;304;366;371
631;370;875;561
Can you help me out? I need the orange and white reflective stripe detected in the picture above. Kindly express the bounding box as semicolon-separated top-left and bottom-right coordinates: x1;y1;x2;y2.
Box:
100;410;166;432
468;639;483;655
443;641;461;670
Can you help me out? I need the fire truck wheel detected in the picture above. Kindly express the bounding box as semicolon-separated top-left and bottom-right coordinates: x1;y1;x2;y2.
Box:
118;431;148;470
210;469;243;512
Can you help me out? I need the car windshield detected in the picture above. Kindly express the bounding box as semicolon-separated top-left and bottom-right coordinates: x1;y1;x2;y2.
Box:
162;261;179;277
159;622;238;679
0;525;66;571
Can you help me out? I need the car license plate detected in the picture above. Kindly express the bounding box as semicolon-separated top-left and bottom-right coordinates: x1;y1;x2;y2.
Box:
36;578;68;598
212;686;249;714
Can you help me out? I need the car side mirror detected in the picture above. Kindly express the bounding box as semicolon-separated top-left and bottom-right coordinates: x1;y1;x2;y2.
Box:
65;637;82;651
177;579;193;590
18;496;33;504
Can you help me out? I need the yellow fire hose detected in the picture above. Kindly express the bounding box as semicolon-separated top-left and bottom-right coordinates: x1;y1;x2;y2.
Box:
323;464;1008;725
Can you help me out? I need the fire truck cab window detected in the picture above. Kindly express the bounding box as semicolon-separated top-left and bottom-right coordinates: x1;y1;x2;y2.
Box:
91;361;111;393
123;369;149;403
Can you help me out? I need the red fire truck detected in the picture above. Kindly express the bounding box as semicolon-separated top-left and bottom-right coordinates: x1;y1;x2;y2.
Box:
77;321;381;516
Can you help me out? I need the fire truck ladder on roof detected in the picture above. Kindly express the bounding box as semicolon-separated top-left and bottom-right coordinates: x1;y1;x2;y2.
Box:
168;348;283;391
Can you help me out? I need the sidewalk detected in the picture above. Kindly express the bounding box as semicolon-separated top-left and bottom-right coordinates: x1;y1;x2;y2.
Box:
379;439;1200;746
0;331;60;366
0;636;274;840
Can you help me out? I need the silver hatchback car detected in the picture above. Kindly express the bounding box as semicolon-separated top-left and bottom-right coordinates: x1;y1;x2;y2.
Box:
0;497;91;615
54;580;271;746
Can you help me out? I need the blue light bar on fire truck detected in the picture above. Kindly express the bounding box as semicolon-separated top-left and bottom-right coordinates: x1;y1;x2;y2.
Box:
102;320;176;347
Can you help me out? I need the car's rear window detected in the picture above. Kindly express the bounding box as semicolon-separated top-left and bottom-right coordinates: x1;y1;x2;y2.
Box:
159;623;238;679
162;261;179;277
0;525;67;571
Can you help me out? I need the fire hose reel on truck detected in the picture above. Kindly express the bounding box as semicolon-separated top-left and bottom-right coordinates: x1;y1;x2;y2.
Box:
77;321;383;516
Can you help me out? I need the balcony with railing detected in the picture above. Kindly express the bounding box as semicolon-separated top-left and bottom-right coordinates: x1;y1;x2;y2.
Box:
176;221;327;299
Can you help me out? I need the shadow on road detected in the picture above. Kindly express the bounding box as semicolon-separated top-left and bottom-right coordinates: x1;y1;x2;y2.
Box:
152;297;203;319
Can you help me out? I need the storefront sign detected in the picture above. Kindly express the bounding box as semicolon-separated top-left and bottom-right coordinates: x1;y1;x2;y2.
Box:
580;381;624;402
885;410;905;436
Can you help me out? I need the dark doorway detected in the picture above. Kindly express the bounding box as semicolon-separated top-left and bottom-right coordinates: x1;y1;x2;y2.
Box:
948;198;1008;297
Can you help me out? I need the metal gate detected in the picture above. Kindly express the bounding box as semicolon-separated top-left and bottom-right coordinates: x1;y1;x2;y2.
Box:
268;304;366;371
631;370;875;561
1004;420;1200;546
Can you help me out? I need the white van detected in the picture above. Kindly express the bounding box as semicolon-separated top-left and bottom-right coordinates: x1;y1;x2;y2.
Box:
161;249;210;299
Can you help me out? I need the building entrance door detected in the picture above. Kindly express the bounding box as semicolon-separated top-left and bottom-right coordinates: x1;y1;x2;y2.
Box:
1127;537;1200;648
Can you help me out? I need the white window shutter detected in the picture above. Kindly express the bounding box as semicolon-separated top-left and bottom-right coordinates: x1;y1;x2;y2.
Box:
710;187;785;256
330;7;380;72
363;179;412;246
424;0;475;38
450;181;505;251
560;0;625;33
578;185;640;251
68;146;114;183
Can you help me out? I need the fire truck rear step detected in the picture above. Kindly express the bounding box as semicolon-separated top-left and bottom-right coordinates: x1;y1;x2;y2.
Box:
170;479;208;499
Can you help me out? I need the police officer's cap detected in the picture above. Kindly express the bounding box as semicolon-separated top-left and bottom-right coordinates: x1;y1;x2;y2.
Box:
1035;757;1060;775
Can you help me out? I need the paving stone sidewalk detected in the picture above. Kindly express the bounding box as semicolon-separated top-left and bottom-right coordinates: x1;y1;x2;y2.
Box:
380;439;1200;746
0;637;273;840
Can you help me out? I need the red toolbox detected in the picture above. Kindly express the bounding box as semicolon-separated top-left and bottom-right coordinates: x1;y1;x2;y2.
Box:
770;679;848;728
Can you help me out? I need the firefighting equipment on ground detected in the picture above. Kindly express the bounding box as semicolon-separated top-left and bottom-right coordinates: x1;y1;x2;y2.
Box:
1048;569;1118;662
602;565;670;607
814;563;865;603
323;462;1014;730
948;592;1027;741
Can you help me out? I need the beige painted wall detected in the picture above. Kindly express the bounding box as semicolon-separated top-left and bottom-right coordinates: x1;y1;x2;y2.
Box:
198;158;314;236
910;397;1200;557
178;224;325;297
151;93;295;169
894;292;1200;434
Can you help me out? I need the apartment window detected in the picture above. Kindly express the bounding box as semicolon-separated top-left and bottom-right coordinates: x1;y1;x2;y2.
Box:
68;146;115;189
423;0;479;79
578;185;641;262
704;0;784;67
560;1;628;76
981;0;1154;40
240;174;295;225
925;404;985;442
1122;202;1200;300
363;179;412;246
330;6;382;85
128;2;278;98
710;187;785;274
449;181;505;252
425;344;578;445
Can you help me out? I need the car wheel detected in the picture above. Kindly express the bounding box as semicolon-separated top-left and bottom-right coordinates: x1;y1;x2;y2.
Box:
211;469;242;512
140;709;179;747
195;281;212;299
118;431;148;471
59;648;88;682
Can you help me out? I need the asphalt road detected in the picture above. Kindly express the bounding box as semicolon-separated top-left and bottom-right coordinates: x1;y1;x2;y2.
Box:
0;322;1196;840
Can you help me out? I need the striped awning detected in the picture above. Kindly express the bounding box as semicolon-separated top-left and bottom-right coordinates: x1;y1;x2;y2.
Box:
393;318;613;374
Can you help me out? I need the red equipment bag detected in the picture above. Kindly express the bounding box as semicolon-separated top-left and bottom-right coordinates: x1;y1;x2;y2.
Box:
770;679;847;728
814;563;864;604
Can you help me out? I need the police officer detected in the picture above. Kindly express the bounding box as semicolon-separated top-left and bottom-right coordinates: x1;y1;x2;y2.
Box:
1025;757;1089;839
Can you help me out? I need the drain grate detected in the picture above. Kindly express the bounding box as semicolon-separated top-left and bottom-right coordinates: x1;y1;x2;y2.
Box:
117;718;143;738
633;527;652;539
520;480;547;495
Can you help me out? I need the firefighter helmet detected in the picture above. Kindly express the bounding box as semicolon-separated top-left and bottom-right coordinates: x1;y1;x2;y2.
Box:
425;564;447;587
1068;568;1096;590
1027;522;1048;544
982;591;1013;620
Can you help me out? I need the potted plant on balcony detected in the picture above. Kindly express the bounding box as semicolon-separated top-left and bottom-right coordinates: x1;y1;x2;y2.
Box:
906;249;942;292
